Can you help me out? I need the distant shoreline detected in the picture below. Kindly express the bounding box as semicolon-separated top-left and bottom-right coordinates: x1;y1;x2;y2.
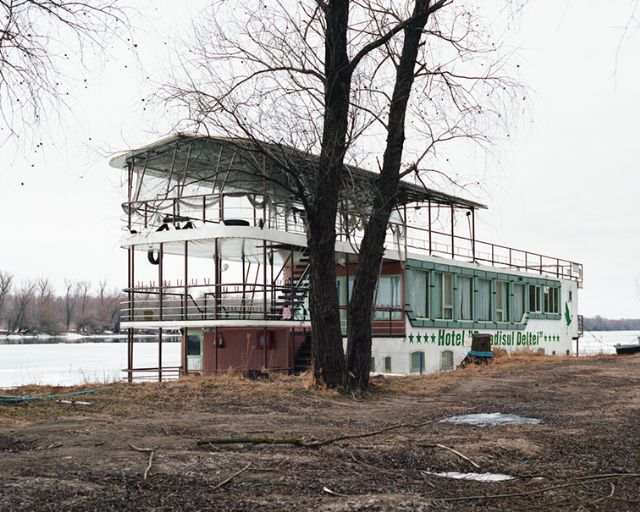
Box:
0;333;180;344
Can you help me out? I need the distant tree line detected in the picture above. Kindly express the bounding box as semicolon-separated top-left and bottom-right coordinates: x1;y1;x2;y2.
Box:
583;316;640;331
0;271;122;335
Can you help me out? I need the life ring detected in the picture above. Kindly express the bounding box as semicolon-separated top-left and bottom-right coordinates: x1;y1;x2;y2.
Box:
148;249;160;265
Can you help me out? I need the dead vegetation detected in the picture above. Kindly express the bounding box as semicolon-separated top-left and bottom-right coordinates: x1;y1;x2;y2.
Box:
1;354;640;511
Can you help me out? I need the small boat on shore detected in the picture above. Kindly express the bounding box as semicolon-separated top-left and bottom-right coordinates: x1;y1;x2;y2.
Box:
615;336;640;355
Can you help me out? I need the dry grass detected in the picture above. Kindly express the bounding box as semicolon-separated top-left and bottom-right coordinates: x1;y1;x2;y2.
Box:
0;352;623;423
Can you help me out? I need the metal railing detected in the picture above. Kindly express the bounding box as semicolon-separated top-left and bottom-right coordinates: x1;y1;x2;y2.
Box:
123;192;583;285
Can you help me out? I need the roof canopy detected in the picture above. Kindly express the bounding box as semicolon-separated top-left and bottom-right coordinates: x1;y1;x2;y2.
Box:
110;133;486;210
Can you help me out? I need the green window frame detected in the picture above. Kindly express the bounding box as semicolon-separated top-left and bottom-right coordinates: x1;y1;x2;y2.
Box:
496;281;509;322
410;270;429;318
529;284;541;313
457;275;473;321
543;286;559;313
476;278;492;321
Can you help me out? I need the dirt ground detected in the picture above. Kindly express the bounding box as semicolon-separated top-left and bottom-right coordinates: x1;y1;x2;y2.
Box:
1;353;640;511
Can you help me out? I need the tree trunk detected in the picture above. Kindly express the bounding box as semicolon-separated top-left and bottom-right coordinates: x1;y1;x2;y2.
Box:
346;0;432;390
304;0;352;387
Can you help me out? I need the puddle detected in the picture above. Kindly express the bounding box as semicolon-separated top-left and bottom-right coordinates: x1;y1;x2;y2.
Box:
440;412;542;426
428;471;514;482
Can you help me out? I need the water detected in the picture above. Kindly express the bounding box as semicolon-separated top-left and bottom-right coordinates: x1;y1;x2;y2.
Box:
0;330;637;389
428;472;514;482
0;338;180;388
440;412;542;427
580;330;640;355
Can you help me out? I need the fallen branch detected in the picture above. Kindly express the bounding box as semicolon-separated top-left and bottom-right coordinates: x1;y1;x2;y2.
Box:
212;462;252;491
129;444;155;480
197;413;455;449
435;473;640;503
421;443;480;469
56;400;92;406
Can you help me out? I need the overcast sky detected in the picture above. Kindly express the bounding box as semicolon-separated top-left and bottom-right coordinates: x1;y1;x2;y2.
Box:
0;1;638;318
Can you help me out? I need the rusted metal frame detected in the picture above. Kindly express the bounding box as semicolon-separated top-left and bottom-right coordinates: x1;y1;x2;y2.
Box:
164;144;179;197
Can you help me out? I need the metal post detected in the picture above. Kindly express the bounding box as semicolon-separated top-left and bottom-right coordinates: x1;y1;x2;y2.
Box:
450;205;455;258
428;198;432;255
183;241;189;375
471;208;476;262
127;245;133;383
214;238;219;320
158;243;163;382
263;243;268;369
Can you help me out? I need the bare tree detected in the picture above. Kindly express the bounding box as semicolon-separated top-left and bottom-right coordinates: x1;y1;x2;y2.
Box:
0;0;125;140
162;1;518;388
0;270;13;328
33;276;57;332
9;280;36;332
76;280;91;331
63;279;78;331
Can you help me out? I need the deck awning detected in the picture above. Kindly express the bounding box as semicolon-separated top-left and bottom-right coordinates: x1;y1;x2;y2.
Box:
110;133;486;210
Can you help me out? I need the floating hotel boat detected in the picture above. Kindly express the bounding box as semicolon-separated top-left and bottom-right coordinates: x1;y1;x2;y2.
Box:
110;134;584;381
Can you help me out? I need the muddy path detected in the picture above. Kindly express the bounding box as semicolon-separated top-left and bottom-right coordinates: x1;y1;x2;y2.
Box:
1;355;639;511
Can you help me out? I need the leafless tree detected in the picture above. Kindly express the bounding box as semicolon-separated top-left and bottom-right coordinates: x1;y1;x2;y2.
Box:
63;278;78;330
76;280;91;331
34;276;56;331
0;0;125;141
0;270;13;327
161;0;519;388
9;280;36;331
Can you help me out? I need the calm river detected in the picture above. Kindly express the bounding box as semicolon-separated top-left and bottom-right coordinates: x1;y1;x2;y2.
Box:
0;331;637;388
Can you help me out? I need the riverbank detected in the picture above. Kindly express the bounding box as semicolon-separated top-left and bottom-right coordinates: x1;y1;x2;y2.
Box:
1;353;639;510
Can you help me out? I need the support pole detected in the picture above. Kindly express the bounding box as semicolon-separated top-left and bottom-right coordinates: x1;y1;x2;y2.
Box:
450;204;455;259
183;240;189;375
127;246;135;383
428;198;432;256
158;243;164;382
263;242;268;369
471;208;476;262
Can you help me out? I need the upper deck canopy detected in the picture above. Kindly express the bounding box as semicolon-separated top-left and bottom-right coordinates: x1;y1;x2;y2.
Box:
110;133;486;210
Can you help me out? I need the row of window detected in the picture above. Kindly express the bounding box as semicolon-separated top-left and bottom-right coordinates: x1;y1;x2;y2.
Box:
372;351;454;374
409;270;560;323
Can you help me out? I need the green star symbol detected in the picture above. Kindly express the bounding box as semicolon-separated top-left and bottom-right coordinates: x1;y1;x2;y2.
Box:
544;335;548;341
416;334;422;343
408;334;414;343
431;334;436;343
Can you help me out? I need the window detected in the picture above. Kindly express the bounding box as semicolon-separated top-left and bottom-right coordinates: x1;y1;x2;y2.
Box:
187;332;202;356
476;278;491;321
443;273;453;319
410;351;425;374
410;270;429;318
374;275;402;319
496;281;508;322
544;286;559;313
370;356;376;372
458;276;473;320
512;283;525;322
433;272;453;319
384;356;392;372
529;285;541;313
440;350;454;371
